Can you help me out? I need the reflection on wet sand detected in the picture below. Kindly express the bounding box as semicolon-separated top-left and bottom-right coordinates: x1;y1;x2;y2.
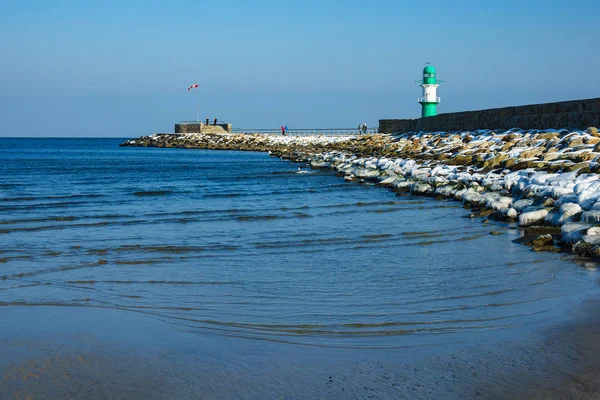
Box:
3;302;600;400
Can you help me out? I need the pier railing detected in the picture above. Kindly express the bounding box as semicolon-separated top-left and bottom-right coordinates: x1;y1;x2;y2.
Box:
179;120;229;125
231;127;379;136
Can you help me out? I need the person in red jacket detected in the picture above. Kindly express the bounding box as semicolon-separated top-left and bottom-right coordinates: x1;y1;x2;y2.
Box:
281;126;286;136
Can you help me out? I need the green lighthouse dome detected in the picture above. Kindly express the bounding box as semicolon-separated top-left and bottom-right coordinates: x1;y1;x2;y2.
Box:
423;65;436;75
423;65;437;84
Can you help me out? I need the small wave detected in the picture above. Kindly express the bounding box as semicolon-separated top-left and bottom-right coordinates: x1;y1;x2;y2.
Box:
66;280;239;285
402;230;435;236
0;200;106;212
171;218;197;223
405;233;489;246
339;313;539;329
0;183;24;189
482;292;580;308
126;305;204;311
0;255;33;263
235;215;284;222
292;212;312;218
361;234;393;240
114;259;166;265
369;208;407;214
0;216;79;225
94;214;132;219
321;200;403;209
280;205;310;211
404;238;451;246
0;301;84;307
253;237;352;249
0;282;50;291
0;220;119;234
157;316;524;337
2;260;107;279
132;190;173;197
87;249;108;255
0;194;104;202
179;208;252;215
113;244;238;253
204;193;244;198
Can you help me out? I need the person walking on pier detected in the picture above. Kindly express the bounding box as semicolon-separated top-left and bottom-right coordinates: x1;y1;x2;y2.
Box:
358;123;362;135
213;118;217;126
284;125;288;135
281;126;286;136
362;123;368;135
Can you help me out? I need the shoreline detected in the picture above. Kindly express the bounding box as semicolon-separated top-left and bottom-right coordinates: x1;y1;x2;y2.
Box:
3;136;600;399
121;128;600;257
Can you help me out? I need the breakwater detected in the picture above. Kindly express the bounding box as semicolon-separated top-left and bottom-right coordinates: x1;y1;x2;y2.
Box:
380;97;600;133
122;127;600;257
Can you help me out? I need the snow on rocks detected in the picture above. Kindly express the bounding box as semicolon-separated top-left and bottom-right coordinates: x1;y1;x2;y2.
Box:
512;199;534;212
519;209;549;227
545;203;582;226
483;194;513;211
561;222;594;244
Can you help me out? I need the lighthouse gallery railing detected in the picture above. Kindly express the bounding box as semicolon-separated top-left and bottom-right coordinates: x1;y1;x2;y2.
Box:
417;97;441;103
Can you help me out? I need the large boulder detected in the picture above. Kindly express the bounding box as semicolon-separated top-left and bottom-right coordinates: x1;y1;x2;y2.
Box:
453;154;473;165
537;132;560;140
519;209;549;226
520;147;545;159
586;127;600;138
568;136;585;148
483;153;510;168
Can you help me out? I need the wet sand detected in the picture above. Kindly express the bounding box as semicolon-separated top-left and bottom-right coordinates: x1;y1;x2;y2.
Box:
508;297;600;400
2;300;600;400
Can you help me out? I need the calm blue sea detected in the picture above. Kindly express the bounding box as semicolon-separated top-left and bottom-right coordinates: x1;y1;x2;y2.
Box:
0;138;598;349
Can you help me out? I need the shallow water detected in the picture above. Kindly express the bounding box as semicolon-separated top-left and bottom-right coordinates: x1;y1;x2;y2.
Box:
1;138;600;398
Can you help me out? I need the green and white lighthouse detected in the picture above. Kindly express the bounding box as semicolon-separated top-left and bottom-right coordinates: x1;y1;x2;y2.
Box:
417;64;442;118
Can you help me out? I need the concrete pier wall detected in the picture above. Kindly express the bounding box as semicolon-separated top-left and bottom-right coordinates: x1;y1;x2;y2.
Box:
379;98;600;133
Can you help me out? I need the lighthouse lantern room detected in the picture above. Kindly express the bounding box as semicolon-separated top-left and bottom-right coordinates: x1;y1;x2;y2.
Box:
417;64;443;118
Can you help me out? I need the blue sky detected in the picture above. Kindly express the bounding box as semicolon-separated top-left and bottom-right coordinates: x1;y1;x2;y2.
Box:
0;0;598;137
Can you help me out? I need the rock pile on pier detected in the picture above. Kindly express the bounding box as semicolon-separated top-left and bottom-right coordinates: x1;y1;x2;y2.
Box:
122;127;600;256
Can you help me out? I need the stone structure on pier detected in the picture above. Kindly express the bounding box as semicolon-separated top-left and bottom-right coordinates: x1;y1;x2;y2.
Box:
174;122;232;134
